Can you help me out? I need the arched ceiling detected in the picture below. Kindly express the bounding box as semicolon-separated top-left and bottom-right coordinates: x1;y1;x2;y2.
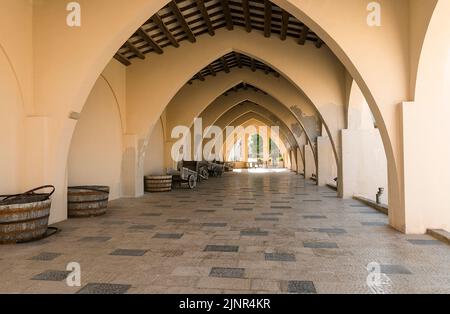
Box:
188;52;279;84
115;0;324;65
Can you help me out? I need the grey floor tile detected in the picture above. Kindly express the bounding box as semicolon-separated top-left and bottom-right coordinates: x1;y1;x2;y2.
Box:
204;245;239;253
77;283;131;294
29;252;62;261
32;270;71;281
241;229;269;237
407;239;443;246
380;264;413;275
79;236;111;242
153;233;184;239
110;249;148;256
265;253;296;262
210;267;245;279
129;225;155;230
303;242;339;249
283;281;317;294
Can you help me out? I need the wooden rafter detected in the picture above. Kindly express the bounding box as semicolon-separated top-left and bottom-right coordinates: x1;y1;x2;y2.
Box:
221;57;230;73
126;41;145;59
114;53;131;66
264;0;272;38
242;0;252;33
221;0;233;30
152;14;179;48
208;65;216;76
280;11;289;40
299;24;309;45
137;28;163;54
197;72;205;81
197;0;215;36
315;39;324;48
250;57;256;72
169;1;196;43
235;52;243;68
116;0;325;65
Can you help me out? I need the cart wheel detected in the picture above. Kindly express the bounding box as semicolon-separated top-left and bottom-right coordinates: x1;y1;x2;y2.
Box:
202;169;209;180
188;175;197;189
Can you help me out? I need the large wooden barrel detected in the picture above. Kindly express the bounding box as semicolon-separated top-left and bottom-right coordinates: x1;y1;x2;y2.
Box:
0;186;54;244
68;186;110;218
144;175;173;193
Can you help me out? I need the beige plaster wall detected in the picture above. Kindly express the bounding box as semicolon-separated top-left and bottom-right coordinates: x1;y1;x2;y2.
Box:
341;129;388;204
144;118;165;176
68;61;125;200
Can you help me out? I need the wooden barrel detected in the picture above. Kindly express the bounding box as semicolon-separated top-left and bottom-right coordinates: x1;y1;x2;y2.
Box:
0;186;54;244
68;186;110;218
144;175;172;193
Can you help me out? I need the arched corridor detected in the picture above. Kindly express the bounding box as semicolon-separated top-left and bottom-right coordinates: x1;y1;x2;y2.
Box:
1;0;450;295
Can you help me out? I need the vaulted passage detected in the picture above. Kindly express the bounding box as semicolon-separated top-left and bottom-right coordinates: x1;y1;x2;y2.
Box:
1;0;450;295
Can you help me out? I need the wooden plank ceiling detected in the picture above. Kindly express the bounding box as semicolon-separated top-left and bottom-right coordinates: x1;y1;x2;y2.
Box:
223;82;268;96
114;0;324;66
188;52;279;83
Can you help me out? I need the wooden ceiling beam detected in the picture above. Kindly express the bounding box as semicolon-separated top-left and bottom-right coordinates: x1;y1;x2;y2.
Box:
315;38;324;48
250;58;256;72
126;41;145;59
196;0;215;36
137;27;163;54
169;1;196;43
280;11;289;40
208;65;217;76
242;0;252;33
197;72;205;81
221;0;234;30
235;52;243;68
299;24;309;45
114;53;131;66
152;14;180;48
264;0;272;38
221;57;230;73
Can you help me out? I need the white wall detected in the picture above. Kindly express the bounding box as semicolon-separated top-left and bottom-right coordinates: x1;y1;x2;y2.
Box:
341;129;388;204
144;118;165;175
68;62;125;200
317;136;337;186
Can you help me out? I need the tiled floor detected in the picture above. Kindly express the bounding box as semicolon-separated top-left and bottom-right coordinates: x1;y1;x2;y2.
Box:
1;170;450;294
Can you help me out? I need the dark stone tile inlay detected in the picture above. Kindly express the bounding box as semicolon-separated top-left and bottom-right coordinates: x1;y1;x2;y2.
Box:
303;215;327;220
303;242;339;249
77;283;131;294
110;249;148;256
129;225;155;230
32;270;71;281
407;239;442;246
313;228;347;235
380;264;412;275
204;245;239;253
241;229;269;237
210;267;245;278
265;253;296;262
141;213;162;217
167;219;190;223
202;223;228;227
153;233;184;239
30;252;62;261
361;222;387;227
284;281;317;294
256;217;280;222
79;236;111;242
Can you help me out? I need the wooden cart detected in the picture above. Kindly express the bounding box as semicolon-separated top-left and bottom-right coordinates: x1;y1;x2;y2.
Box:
169;167;197;189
